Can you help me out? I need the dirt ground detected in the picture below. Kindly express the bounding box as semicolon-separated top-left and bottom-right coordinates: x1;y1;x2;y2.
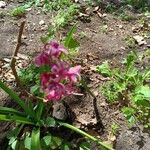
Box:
0;0;150;150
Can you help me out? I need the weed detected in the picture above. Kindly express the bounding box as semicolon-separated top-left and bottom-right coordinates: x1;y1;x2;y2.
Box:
122;0;150;11
125;36;136;48
97;51;150;127
43;0;72;12
0;11;6;18
111;122;120;135
79;31;87;39
11;6;26;17
119;12;135;21
100;24;108;34
41;4;79;43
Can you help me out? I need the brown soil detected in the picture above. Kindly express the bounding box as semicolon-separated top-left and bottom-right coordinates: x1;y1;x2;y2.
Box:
0;0;150;150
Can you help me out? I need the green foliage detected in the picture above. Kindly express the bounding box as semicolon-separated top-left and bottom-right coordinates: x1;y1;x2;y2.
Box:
11;6;26;17
43;0;72;12
64;24;80;55
18;64;40;85
111;122;120;135
96;61;112;77
122;0;150;11
119;12;135;21
41;4;79;43
97;51;150;127
125;36;136;48
0;81;113;149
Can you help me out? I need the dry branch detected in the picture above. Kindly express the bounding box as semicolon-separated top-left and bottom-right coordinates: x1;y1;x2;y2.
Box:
10;21;25;87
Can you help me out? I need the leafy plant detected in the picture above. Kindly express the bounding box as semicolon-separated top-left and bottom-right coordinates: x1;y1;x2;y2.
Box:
111;122;120;135
122;0;150;11
41;4;79;43
0;39;113;150
125;36;136;48
11;6;26;17
97;51;150;127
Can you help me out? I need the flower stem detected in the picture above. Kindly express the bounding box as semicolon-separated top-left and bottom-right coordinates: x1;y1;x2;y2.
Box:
59;122;114;150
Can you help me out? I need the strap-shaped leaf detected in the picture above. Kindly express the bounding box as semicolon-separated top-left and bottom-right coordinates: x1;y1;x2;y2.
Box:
0;106;26;117
35;101;44;121
0;80;35;119
31;128;41;150
0;114;34;125
64;24;79;50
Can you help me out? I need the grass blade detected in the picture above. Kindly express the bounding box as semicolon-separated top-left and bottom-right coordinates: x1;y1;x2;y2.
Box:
31;128;41;150
0;106;26;117
0;114;34;125
0;80;35;119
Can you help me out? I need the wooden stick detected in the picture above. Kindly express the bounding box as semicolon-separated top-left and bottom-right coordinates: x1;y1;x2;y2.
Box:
10;21;25;87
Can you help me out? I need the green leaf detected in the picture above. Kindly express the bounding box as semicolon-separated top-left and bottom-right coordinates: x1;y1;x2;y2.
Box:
7;125;24;139
45;117;56;127
64;25;80;50
34;0;40;6
123;51;137;69
61;143;71;150
30;85;40;95
31;128;41;150
0;106;26;117
143;69;150;79
35;101;44;121
11;140;19;150
9;137;16;145
122;107;136;125
79;141;90;150
136;85;150;98
43;135;52;146
0;80;35;118
24;136;31;150
49;136;62;149
96;61;112;77
126;67;138;79
0;114;34;125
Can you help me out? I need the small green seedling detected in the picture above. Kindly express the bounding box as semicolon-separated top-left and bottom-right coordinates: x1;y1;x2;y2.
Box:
111;122;120;135
11;6;26;17
97;51;150;127
125;36;136;48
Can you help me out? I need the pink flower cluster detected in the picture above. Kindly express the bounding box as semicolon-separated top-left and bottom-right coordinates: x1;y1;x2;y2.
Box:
35;41;81;101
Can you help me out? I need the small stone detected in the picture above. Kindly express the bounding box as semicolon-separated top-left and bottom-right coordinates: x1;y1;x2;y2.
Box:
41;25;48;31
3;58;11;63
118;25;123;29
102;13;107;17
22;35;27;39
26;8;32;11
121;46;126;50
0;1;6;8
133;35;147;46
18;53;28;60
52;102;68;120
94;6;99;12
147;45;150;48
39;20;45;25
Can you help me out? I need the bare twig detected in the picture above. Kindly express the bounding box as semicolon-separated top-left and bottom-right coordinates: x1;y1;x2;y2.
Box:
10;21;25;87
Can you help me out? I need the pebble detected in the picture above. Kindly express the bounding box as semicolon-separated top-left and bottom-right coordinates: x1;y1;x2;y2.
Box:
133;35;147;46
39;20;45;25
0;1;6;8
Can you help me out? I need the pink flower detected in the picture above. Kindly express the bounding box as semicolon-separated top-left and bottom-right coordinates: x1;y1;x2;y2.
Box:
44;41;67;57
40;73;51;88
45;82;65;101
35;40;81;102
51;61;69;80
67;65;81;82
35;41;68;67
34;52;50;67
